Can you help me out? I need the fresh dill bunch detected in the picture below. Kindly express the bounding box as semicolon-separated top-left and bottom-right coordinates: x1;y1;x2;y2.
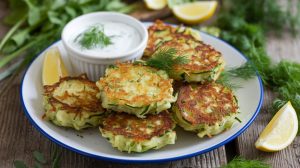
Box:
75;25;112;49
269;61;300;133
217;62;256;89
220;0;300;34
221;156;270;168
145;48;188;73
272;81;300;133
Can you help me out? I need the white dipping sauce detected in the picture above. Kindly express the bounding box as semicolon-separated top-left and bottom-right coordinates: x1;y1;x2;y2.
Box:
70;21;141;57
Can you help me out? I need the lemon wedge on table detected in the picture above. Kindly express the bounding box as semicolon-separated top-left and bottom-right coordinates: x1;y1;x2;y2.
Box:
42;47;68;86
255;101;298;152
144;0;168;10
172;1;218;24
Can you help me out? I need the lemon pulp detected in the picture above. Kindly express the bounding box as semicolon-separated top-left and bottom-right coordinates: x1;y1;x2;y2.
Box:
42;47;68;86
144;0;168;10
255;101;298;152
172;1;218;24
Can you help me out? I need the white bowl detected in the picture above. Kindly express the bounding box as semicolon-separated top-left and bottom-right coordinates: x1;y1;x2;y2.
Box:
61;12;148;81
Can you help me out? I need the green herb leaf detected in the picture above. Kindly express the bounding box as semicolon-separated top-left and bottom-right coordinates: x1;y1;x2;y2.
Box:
11;29;30;47
145;47;188;73
217;62;255;89
13;160;28;168
75;25;113;49
33;151;47;164
34;162;43;168
51;146;62;168
226;62;256;80
222;157;270;168
24;0;41;26
216;72;241;90
64;6;77;18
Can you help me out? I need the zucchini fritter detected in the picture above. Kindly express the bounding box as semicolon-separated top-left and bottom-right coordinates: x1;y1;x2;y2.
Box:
172;83;238;138
43;74;105;130
96;63;177;118
100;111;176;153
145;20;201;57
145;20;225;83
156;40;225;83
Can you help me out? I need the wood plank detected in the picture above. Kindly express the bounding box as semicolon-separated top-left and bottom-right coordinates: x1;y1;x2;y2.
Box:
235;32;300;167
0;1;228;168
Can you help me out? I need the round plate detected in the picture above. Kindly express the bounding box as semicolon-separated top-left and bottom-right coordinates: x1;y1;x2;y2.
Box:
21;23;263;163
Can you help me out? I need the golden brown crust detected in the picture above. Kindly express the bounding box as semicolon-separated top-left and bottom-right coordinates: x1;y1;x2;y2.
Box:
145;20;197;57
176;83;238;125
160;40;223;73
98;63;174;106
102;111;174;141
44;74;103;113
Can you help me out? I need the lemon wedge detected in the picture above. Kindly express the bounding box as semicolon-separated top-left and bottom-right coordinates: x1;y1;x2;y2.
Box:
42;47;68;86
144;0;168;10
172;1;218;24
255;101;298;152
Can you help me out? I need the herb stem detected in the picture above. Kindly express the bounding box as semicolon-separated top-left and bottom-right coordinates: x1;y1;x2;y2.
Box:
0;36;45;68
0;15;27;51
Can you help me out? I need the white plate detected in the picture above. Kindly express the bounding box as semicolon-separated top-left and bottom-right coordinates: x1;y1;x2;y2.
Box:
21;23;263;163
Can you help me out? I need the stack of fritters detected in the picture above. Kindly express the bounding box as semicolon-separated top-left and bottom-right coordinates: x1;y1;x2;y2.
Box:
146;20;225;83
97;63;177;153
43;74;105;130
145;20;238;138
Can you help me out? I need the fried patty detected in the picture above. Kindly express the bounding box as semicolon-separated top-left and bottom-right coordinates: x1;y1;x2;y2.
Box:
101;111;175;141
145;20;225;83
96;63;177;118
43;74;105;130
173;83;238;137
144;20;201;57
156;40;225;82
100;111;176;153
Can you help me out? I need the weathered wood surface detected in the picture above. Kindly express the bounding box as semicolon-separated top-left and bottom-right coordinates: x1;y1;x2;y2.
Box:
0;0;300;167
235;33;300;168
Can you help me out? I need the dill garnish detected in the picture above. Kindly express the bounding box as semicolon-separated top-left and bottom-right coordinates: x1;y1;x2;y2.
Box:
217;62;256;89
216;72;241;89
226;62;256;80
145;48;188;73
75;25;112;49
221;156;270;168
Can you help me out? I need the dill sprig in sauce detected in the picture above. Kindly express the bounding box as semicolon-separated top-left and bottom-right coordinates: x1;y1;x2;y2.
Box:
75;25;113;50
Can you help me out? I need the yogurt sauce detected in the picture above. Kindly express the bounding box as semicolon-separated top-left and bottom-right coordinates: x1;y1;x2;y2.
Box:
70;21;141;57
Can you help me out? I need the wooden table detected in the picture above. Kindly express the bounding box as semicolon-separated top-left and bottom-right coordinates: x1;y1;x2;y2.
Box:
1;1;300;168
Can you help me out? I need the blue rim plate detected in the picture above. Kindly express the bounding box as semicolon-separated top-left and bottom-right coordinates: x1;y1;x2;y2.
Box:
20;23;263;163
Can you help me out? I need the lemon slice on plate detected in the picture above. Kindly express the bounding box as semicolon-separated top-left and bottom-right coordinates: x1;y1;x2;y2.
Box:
144;0;168;10
42;47;68;86
172;1;218;24
255;101;298;152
